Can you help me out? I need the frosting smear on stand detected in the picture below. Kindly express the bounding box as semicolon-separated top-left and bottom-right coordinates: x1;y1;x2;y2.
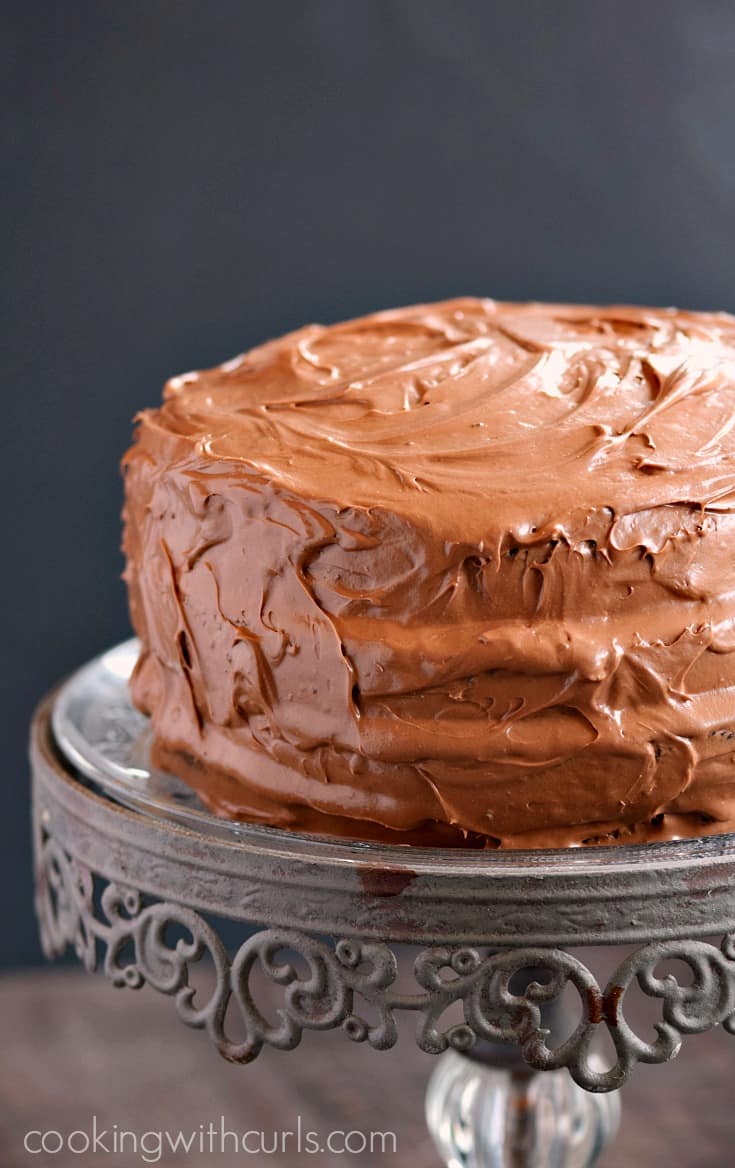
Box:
122;298;735;848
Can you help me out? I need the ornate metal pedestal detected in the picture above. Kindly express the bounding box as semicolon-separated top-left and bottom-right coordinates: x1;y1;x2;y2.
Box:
31;642;735;1166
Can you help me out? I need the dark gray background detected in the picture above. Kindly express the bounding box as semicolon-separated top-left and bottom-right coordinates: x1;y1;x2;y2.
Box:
4;0;735;967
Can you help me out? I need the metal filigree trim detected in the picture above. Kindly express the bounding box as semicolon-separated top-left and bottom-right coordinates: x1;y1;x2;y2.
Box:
35;833;735;1092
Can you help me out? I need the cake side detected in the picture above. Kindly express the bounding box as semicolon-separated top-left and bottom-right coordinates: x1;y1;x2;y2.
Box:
122;298;735;847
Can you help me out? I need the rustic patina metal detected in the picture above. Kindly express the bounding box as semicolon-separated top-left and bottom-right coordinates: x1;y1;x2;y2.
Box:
30;643;735;1165
32;692;735;1091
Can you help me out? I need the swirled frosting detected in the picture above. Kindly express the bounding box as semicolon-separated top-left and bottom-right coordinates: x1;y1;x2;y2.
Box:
122;298;735;847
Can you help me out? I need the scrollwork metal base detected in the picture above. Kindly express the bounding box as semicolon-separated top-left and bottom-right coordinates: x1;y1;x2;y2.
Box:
36;829;735;1094
31;672;735;1167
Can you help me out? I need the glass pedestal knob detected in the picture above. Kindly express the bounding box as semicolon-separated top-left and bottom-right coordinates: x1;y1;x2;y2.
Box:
426;1047;620;1168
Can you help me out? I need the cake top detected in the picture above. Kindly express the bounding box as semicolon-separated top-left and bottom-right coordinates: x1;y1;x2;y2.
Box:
139;298;735;541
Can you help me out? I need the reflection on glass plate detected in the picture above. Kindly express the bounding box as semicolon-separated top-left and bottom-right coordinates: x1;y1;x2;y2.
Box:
52;639;260;841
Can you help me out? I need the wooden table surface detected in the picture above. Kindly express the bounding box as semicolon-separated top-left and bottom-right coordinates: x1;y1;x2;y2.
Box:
1;966;734;1166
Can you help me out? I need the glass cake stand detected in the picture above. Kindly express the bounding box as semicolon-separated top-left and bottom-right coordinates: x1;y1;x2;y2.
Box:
31;640;735;1167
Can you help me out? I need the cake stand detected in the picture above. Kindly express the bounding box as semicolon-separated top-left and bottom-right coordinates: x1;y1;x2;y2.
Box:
31;641;735;1167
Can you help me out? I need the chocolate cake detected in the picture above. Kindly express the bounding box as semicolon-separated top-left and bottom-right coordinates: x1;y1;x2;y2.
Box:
122;298;735;847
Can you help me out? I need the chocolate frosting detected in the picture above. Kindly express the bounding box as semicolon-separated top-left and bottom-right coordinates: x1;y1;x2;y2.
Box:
122;298;735;847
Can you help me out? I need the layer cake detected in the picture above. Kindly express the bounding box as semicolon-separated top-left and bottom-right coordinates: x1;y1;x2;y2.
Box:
122;298;735;847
